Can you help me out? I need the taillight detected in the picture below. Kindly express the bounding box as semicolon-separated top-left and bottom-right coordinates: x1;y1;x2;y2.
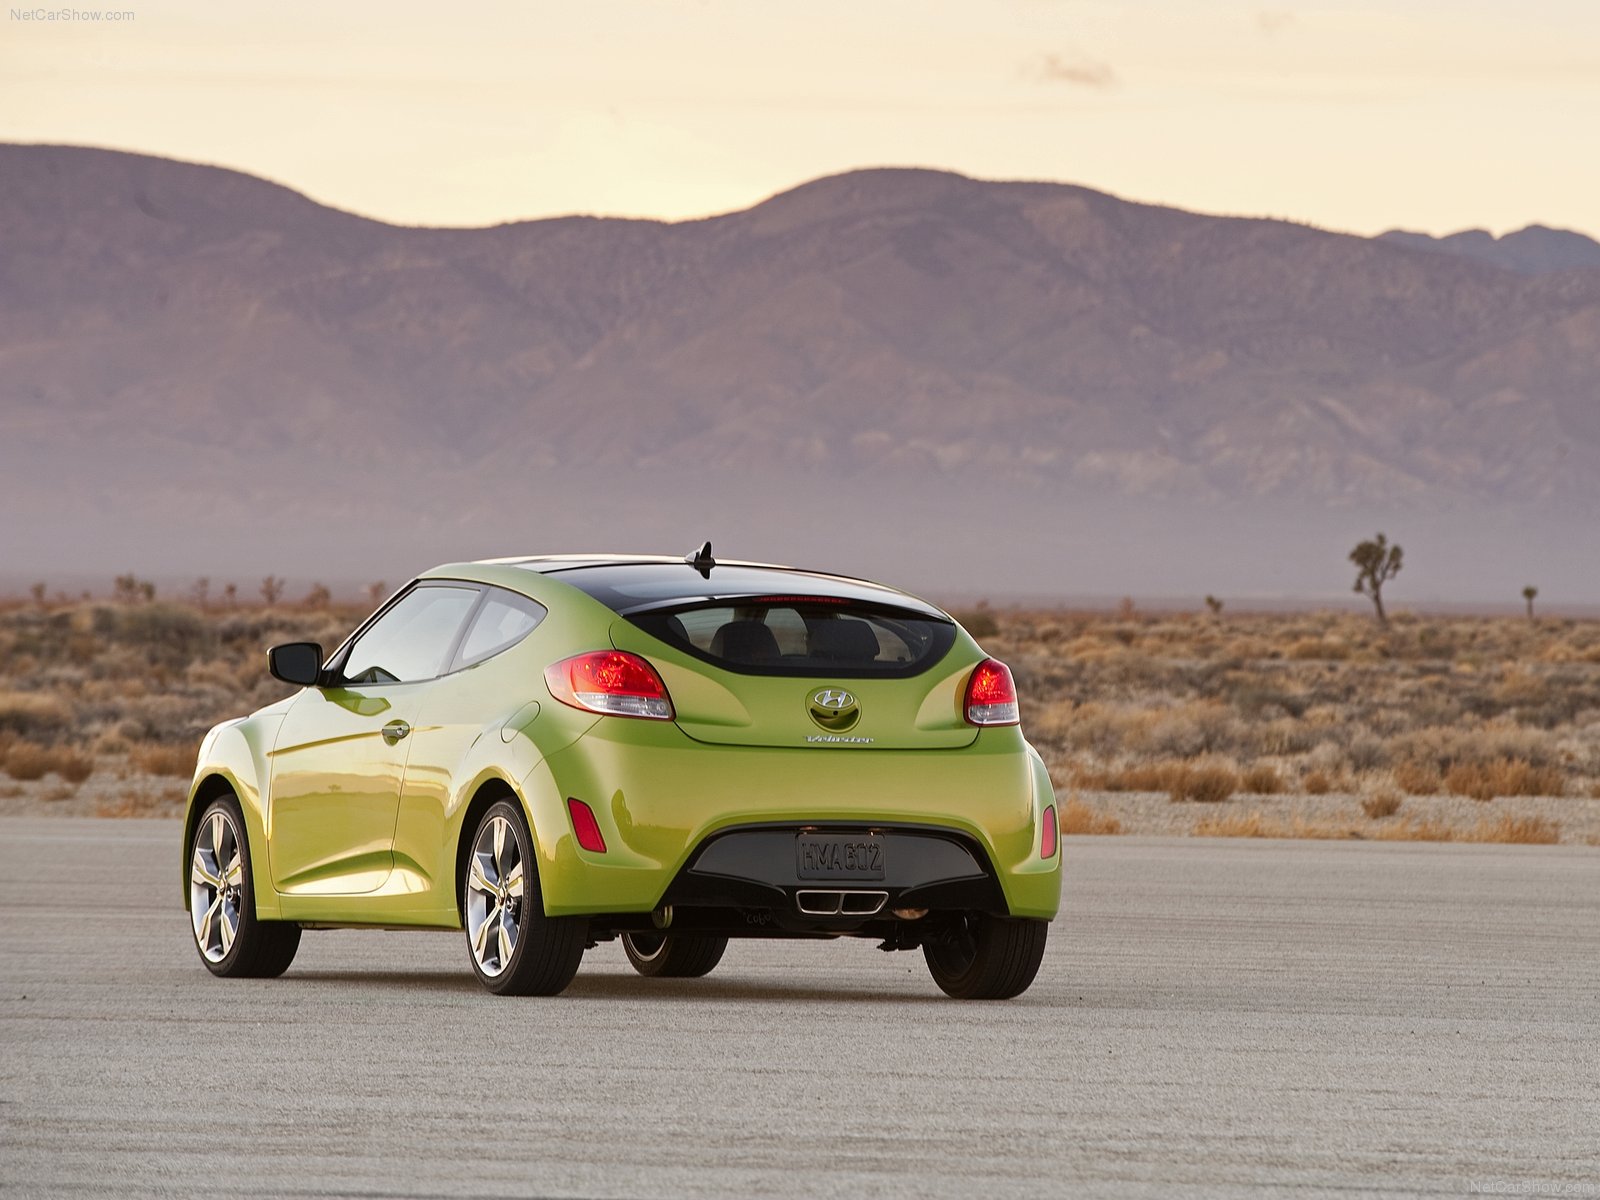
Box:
567;797;607;853
964;658;1019;726
544;651;674;720
1040;805;1059;859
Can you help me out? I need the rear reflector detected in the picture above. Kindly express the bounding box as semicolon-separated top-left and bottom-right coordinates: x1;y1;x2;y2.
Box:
567;797;607;853
964;658;1020;726
1040;805;1059;859
545;650;674;720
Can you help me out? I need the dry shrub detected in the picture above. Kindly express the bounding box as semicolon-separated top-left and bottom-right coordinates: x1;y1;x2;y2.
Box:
1169;762;1239;804
1059;798;1122;836
1369;819;1455;843
1303;769;1334;795
130;742;195;777
1462;813;1561;845
0;690;72;738
1287;638;1351;661
1241;763;1285;794
1360;789;1403;820
1192;810;1350;839
1443;758;1565;801
1193;810;1278;838
1392;761;1442;795
96;787;185;818
54;748;93;783
3;741;93;782
1077;761;1186;793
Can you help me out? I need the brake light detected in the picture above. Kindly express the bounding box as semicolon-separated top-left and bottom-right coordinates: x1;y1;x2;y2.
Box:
544;651;674;720
1040;804;1059;859
964;658;1019;726
567;797;607;853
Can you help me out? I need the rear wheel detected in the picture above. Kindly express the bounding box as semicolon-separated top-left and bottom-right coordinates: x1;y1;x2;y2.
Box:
621;931;728;978
923;912;1047;1000
189;797;301;978
463;800;585;996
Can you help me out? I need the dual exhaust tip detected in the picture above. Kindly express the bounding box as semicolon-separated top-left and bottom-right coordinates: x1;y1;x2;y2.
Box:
795;889;888;917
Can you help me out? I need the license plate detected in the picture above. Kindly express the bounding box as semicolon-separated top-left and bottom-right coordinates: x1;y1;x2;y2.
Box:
796;833;885;881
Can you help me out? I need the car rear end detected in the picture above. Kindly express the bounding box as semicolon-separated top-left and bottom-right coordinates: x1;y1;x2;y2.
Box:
506;560;1061;948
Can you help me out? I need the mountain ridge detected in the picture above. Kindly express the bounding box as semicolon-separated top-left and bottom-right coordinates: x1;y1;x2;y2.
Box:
2;144;1596;598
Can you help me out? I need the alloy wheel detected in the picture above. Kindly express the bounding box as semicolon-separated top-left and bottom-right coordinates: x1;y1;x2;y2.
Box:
465;814;525;977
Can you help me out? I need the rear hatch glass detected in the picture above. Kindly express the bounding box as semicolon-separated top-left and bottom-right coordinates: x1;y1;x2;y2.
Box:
612;599;976;750
629;600;955;678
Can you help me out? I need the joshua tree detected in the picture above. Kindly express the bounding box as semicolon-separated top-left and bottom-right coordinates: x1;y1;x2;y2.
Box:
190;577;211;610
222;582;238;608
1204;594;1224;616
1350;533;1403;623
260;576;285;607
1523;585;1538;621
303;582;332;609
29;582;46;608
366;581;387;607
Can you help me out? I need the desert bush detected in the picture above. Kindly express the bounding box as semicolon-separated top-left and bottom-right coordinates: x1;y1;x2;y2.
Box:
1442;759;1565;801
1058;798;1122;836
1302;770;1334;795
1392;761;1442;795
1169;762;1239;804
1241;764;1285;794
1287;638;1350;661
1462;814;1561;845
3;741;92;782
0;690;72;738
130;742;196;777
1345;732;1388;771
1078;761;1186;793
1369;819;1455;843
1360;789;1403;819
952;607;999;639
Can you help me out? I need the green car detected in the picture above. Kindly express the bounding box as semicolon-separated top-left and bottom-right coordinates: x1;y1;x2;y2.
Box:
183;548;1061;999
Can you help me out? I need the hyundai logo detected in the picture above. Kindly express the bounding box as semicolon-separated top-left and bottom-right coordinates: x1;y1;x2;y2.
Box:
807;687;861;732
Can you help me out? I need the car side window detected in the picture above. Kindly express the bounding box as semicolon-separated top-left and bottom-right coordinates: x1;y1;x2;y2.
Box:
453;589;547;670
340;585;481;685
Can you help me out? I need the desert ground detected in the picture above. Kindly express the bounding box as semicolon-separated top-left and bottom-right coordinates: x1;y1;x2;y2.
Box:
1;594;1597;845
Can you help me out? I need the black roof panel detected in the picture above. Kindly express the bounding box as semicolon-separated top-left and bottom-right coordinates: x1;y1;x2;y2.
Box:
507;558;947;620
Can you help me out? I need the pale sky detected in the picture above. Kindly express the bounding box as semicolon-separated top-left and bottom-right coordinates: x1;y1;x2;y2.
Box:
2;0;1596;235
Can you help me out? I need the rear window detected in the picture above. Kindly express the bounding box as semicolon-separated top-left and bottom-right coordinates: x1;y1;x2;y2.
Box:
629;600;956;678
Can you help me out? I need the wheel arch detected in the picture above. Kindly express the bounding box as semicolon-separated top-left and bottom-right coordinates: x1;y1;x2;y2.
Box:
453;777;528;922
181;773;239;913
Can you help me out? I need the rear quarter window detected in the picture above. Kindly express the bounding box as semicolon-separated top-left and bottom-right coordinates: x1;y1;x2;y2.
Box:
630;601;955;678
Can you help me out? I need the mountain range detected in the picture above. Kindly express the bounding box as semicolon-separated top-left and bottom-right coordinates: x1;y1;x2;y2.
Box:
1;144;1596;602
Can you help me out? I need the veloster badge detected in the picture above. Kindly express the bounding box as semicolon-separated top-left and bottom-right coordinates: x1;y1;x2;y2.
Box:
807;687;861;732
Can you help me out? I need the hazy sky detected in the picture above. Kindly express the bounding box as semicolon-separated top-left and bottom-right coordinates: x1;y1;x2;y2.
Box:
3;0;1596;234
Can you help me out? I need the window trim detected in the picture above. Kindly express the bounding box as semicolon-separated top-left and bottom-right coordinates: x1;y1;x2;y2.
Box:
322;580;486;688
445;589;549;674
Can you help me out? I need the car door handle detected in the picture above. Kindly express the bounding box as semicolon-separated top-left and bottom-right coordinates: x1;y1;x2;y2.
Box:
381;720;411;745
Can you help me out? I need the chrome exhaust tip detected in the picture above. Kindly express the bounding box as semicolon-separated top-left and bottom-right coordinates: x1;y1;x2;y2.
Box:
795;890;888;917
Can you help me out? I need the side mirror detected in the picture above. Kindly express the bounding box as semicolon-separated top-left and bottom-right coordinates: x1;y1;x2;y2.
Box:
268;642;324;687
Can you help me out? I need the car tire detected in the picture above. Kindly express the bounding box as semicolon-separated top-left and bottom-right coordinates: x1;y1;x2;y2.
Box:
923;912;1047;1000
189;796;301;978
463;799;585;996
621;931;728;978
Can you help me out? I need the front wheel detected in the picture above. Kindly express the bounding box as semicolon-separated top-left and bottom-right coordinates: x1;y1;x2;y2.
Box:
621;931;728;978
463;800;585;996
189;797;301;978
923;913;1048;1000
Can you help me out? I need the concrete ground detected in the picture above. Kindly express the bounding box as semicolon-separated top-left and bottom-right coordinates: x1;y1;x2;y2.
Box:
1;819;1596;1198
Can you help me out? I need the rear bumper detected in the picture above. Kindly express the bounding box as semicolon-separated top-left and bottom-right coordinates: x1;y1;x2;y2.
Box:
517;717;1061;920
